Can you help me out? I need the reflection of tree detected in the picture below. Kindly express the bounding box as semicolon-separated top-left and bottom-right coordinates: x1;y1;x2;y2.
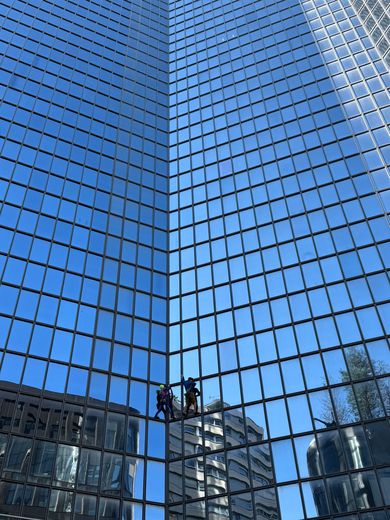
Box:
317;392;337;426
340;348;384;421
377;377;390;414
316;349;386;425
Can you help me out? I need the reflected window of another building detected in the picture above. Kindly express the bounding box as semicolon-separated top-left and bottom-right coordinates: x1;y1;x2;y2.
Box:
341;425;372;470
48;489;73;519
206;452;227;496
350;470;383;509
0;481;23;515
0;392;15;431
254;487;278;520
227;447;250;492
327;474;356;513
0;433;7;474
302;479;329;518
101;453;122;496
230;492;253;519
185;456;204;500
360;512;389;520
83;408;104;447
98;497;119;520
29;439;56;485
60;404;83;444
124;457;144;500
122;501;142;520
12;396;39;436
54;444;79;488
249;443;273;487
169;504;183;519
169;460;183;502
365;421;390;465
3;435;32;480
295;434;321;478
208;496;229;519
127;416;145;456
184;415;203;456
317;430;347;474
204;412;224;452
377;467;390;506
38;400;61;440
23;485;50;517
244;403;267;443
74;494;96;520
169;420;182;459
186;500;206;519
78;448;101;491
225;408;246;448
105;412;125;451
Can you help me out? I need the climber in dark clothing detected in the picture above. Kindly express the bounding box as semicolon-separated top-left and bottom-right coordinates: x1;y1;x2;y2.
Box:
165;384;175;420
182;376;200;417
154;385;167;419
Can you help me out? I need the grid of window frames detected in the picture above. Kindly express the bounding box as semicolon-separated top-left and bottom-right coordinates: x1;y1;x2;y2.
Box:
349;0;390;67
300;0;390;211
1;0;390;517
0;0;169;518
168;0;390;518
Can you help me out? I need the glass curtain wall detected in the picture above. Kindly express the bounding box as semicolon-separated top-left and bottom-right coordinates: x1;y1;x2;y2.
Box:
0;0;169;518
168;0;390;518
0;0;390;517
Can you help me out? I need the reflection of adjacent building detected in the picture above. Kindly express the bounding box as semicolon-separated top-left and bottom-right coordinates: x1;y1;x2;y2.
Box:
169;399;275;517
0;385;144;517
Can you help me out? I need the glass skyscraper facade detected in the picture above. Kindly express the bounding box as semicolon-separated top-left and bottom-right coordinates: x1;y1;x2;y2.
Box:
0;0;169;517
0;0;389;519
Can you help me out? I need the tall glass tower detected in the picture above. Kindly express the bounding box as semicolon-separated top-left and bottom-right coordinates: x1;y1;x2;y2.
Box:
0;0;389;519
0;0;169;518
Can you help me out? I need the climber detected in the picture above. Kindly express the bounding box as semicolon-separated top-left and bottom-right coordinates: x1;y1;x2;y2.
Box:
181;375;200;417
154;384;167;419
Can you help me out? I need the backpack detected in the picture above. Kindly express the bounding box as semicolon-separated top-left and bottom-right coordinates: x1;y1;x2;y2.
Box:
160;388;168;402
